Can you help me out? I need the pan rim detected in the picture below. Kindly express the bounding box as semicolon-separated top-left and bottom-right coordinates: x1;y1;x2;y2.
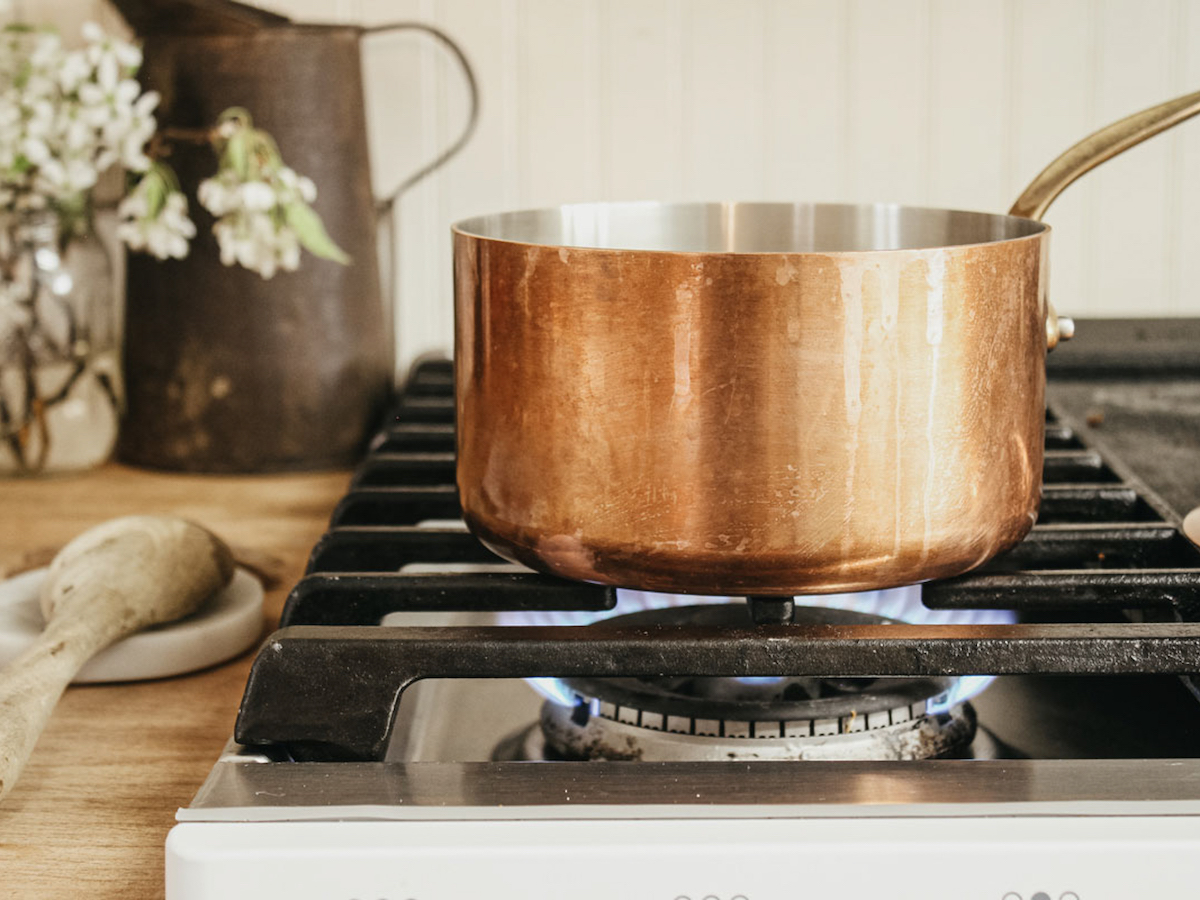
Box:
452;200;1050;256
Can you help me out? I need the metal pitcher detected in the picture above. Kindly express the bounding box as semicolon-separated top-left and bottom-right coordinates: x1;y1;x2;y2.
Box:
117;16;477;472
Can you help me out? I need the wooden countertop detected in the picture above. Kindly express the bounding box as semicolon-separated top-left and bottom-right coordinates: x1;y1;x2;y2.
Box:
0;464;350;899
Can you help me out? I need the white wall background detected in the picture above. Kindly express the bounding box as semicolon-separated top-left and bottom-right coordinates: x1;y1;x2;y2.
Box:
13;0;1200;371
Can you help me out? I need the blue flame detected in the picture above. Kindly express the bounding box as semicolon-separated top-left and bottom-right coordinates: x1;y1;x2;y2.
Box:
925;676;996;715
525;678;601;715
499;584;1015;712
526;677;581;707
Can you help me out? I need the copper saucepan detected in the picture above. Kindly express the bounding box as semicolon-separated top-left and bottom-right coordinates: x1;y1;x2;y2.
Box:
453;90;1200;596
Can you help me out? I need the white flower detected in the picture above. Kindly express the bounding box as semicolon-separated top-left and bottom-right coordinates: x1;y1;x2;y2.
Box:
96;53;119;95
277;166;317;203
28;32;60;69
117;189;147;220
238;180;275;211
62;117;92;153
83;25;138;72
58;51;91;93
133;91;159;120
114;79;140;108
34;158;64;186
278;231;301;270
21;136;50;165
197;109;345;278
208;195;305;280
197;176;237;216
213;219;237;266
118;176;194;260
118;125;155;171
0;23;159;211
222;209;286;279
26;100;54;137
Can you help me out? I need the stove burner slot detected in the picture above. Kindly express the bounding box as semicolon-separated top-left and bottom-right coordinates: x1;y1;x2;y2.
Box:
1042;449;1121;483
403;357;453;395
923;570;1200;611
305;526;495;573
352;452;457;487
332;486;461;526
233;620;1200;762
984;525;1200;571
393;394;455;423
1043;423;1084;450
282;573;616;626
1038;485;1157;524
370;423;456;454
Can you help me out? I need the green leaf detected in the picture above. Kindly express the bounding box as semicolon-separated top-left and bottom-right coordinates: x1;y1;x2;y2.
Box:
251;130;283;177
143;166;168;217
284;200;350;265
223;131;251;181
13;58;31;90
153;159;183;195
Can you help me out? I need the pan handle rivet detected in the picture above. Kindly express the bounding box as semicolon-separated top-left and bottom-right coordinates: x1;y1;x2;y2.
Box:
1046;304;1076;350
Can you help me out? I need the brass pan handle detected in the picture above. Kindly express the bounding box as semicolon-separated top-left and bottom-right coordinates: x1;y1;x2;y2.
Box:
1010;88;1200;222
1008;88;1200;349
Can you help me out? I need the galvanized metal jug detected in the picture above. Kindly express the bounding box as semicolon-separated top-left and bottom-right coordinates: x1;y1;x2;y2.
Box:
116;14;475;472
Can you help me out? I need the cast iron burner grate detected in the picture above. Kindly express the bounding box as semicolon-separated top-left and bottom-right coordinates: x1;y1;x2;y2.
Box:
234;358;1200;762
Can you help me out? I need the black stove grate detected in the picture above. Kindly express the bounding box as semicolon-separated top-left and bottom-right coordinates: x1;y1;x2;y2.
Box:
235;358;1200;762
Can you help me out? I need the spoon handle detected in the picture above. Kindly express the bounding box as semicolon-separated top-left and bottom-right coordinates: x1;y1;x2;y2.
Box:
0;601;127;802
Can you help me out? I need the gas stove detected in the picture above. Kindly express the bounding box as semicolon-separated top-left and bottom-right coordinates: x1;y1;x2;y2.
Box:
167;320;1200;900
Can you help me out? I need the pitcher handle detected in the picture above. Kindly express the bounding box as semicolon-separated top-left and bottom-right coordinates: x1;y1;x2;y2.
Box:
362;22;480;303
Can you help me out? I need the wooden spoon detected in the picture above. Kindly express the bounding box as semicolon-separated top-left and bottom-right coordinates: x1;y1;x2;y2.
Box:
0;515;234;802
1185;506;1200;551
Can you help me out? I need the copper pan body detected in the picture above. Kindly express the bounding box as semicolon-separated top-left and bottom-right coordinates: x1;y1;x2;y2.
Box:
453;202;1049;595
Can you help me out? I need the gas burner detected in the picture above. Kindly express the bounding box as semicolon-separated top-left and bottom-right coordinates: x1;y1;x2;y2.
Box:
534;604;978;761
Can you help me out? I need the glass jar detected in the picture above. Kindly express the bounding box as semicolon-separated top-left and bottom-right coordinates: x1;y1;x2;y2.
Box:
0;209;121;475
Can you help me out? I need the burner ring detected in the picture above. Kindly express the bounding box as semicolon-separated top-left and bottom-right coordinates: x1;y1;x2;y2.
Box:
538;603;976;761
539;698;977;761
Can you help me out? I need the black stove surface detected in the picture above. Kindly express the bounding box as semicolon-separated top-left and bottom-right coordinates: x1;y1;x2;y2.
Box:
1048;317;1200;515
974;674;1200;759
232;318;1200;765
994;320;1200;760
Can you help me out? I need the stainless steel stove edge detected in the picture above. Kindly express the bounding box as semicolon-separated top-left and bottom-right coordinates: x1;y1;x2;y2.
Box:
179;743;1200;822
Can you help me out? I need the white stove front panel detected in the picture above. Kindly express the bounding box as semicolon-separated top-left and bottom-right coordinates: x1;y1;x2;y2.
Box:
167;815;1198;900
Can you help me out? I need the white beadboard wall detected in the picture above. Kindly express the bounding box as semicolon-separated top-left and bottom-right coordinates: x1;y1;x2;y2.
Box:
13;0;1200;372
